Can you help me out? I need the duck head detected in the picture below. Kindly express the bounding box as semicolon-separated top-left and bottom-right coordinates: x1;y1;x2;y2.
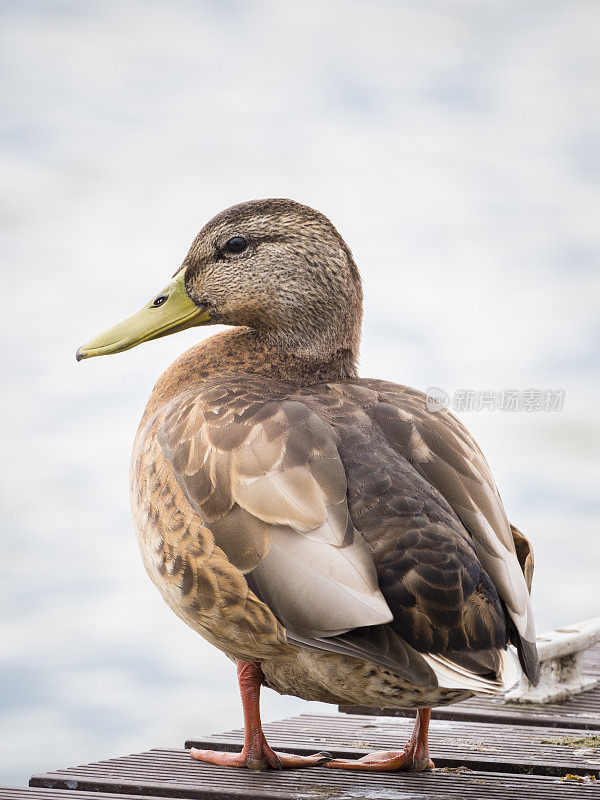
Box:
76;198;362;363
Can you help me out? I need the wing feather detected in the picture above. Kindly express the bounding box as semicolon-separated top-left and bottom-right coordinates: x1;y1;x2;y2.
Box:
158;378;422;671
329;379;539;684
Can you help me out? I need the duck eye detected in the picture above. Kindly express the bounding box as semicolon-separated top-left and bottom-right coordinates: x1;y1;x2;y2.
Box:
152;294;167;307
224;236;247;254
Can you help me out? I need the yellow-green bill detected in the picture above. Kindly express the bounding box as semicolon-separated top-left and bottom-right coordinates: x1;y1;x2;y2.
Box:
76;271;210;361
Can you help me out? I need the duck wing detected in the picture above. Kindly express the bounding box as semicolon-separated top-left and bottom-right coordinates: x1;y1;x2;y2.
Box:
157;374;437;687
314;380;539;685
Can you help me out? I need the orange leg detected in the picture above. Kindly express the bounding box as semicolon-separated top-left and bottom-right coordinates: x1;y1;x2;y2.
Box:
326;708;435;772
190;661;331;770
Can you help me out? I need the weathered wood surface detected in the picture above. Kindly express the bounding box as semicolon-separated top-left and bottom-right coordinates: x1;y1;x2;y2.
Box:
2;791;159;800
340;643;600;730
186;712;600;777
27;749;600;799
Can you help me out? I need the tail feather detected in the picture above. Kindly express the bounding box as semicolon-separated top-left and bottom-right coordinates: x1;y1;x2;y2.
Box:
423;646;522;696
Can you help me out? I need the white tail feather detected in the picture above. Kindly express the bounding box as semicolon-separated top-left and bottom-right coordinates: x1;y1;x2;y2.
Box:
423;647;522;696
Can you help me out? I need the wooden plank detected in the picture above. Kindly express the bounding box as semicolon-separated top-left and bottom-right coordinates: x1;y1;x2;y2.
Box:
341;644;600;729
1;789;160;800
28;749;600;799
340;691;600;730
185;712;600;778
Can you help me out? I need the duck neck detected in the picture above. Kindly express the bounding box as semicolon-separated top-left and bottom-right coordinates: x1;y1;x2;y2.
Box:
254;327;360;384
142;327;360;424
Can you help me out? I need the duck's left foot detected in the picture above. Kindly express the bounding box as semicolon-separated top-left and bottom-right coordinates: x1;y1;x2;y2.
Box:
326;708;434;773
190;744;331;770
190;660;331;770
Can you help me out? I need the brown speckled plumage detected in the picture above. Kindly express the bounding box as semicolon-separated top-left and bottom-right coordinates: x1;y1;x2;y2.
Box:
126;199;539;721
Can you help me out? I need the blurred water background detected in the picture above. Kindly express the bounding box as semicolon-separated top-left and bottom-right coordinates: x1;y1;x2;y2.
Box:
1;0;599;786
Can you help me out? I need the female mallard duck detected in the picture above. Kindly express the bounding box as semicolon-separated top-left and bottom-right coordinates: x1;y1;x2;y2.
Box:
77;199;539;772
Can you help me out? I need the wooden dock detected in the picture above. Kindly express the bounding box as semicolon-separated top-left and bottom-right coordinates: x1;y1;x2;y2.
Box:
4;643;599;799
